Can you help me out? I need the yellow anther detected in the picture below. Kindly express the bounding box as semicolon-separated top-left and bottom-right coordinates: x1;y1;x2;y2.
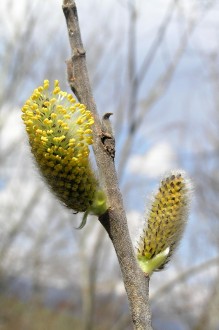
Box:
43;101;50;107
41;136;48;142
67;94;75;103
43;80;49;89
84;129;92;134
51;113;57;119
57;118;63;124
26;119;33;125
60;91;67;98
70;106;76;113
43;118;53;125
31;104;38;110
76;118;83;125
22;105;28;112
53;87;61;95
87;138;93;145
54;80;59;88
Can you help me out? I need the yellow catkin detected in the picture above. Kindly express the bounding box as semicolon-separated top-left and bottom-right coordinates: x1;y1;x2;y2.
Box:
22;80;97;212
136;171;191;273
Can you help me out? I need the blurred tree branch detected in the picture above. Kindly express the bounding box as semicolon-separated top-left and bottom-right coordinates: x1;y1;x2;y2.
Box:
0;187;42;265
151;256;219;303
117;0;215;181
62;0;152;329
194;270;219;330
80;225;106;330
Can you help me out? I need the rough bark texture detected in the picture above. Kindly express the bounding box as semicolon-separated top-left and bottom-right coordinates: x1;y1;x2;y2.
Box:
62;1;153;329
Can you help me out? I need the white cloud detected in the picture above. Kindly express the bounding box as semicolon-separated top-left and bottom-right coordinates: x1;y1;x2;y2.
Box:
1;106;24;153
127;211;142;242
128;142;177;178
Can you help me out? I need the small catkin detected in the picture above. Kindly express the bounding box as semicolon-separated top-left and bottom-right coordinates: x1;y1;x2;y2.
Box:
22;80;101;214
136;171;191;275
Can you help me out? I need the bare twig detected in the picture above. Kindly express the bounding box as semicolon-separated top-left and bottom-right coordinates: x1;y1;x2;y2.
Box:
151;257;219;303
117;1;177;180
80;225;106;330
194;271;219;330
118;18;195;179
117;0;215;180
0;187;42;263
62;1;153;329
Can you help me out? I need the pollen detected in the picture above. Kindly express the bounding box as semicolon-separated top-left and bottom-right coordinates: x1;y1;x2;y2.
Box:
22;80;97;212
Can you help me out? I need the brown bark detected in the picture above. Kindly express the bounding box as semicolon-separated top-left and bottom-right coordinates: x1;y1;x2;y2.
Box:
62;1;153;329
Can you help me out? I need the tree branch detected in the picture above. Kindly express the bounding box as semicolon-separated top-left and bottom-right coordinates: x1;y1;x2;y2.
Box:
62;1;153;329
151;256;219;303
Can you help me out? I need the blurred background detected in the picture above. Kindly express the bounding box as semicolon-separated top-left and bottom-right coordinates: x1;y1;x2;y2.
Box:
1;0;219;329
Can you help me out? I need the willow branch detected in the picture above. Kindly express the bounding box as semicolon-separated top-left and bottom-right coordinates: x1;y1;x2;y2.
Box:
62;1;152;329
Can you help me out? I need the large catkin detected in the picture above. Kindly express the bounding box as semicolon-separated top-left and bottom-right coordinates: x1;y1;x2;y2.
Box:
22;80;106;218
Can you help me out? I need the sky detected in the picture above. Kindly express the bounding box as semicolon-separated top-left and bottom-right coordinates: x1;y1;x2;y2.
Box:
1;0;218;224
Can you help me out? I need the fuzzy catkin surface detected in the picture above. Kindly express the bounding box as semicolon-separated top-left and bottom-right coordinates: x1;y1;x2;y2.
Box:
137;172;189;266
22;80;98;212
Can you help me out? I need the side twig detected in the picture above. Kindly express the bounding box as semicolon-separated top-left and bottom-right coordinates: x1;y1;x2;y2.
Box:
62;1;153;329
